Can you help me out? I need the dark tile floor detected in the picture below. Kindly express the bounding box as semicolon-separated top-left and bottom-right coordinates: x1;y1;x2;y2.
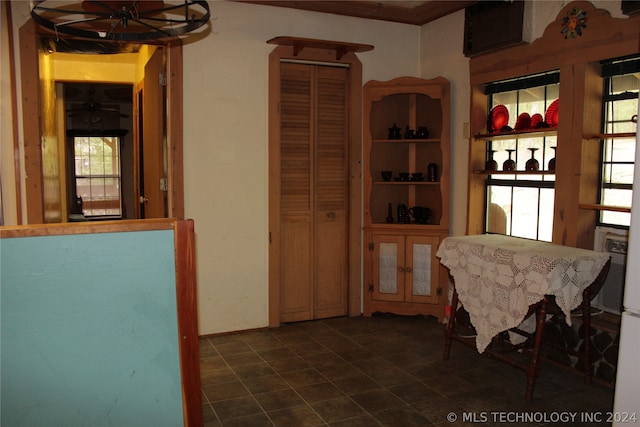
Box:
199;314;614;426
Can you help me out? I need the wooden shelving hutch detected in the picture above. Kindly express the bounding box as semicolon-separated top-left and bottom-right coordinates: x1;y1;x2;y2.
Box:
466;1;640;250
363;76;450;320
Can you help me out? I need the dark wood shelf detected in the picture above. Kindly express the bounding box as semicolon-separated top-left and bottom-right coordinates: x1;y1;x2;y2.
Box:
368;222;443;230
267;36;374;60
474;170;556;175
374;180;440;185
474;128;558;141
372;138;440;143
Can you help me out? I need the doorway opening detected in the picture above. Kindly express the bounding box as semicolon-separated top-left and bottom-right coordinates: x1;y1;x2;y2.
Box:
19;23;184;224
63;82;133;221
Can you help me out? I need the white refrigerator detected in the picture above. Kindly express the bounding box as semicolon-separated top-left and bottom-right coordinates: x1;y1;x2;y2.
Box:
613;103;640;424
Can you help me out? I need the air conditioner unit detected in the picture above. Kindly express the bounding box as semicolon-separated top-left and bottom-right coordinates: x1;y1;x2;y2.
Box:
592;227;628;315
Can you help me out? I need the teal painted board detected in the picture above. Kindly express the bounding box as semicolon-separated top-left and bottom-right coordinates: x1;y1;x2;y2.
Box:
0;230;184;427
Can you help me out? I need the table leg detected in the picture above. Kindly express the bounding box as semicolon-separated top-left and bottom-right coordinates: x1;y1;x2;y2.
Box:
525;296;548;402
443;286;459;361
581;289;593;385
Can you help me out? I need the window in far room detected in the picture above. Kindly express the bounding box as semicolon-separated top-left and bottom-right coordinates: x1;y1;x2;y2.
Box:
71;134;123;218
598;56;640;228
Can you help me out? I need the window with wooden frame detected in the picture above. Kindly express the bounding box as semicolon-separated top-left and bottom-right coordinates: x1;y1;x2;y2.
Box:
484;71;559;241
68;131;126;218
598;56;640;228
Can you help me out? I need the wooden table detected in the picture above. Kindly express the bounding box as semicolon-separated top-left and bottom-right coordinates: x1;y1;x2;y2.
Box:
436;234;611;401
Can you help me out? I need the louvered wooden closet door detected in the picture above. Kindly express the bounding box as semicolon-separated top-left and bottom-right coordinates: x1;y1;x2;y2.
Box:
279;63;349;322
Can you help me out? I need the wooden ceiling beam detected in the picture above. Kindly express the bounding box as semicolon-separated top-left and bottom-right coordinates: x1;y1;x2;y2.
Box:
234;1;477;26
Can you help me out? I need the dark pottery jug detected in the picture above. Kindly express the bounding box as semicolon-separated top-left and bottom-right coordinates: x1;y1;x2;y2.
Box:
386;202;394;223
388;123;402;139
427;163;438;182
416;126;429;138
409;206;432;224
397;204;409;224
404;126;415;139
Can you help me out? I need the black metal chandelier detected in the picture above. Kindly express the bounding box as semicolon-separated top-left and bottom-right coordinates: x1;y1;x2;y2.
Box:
31;0;210;41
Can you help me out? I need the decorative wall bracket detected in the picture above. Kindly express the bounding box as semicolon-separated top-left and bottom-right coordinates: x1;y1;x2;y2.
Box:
267;36;373;60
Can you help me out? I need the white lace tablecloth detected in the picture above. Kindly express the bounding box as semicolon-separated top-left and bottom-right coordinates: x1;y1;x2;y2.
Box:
436;234;610;353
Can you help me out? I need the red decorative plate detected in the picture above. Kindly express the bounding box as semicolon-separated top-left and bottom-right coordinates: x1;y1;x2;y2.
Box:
514;112;531;131
488;104;509;133
545;99;559;126
530;113;543;128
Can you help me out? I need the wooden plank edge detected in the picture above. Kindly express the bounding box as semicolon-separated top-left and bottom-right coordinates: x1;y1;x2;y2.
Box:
0;218;176;238
174;219;202;427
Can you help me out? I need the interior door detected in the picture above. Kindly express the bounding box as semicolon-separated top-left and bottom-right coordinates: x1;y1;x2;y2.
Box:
141;47;166;218
279;62;349;322
314;66;349;319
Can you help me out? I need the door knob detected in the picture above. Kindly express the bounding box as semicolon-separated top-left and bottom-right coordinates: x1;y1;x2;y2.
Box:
139;196;148;203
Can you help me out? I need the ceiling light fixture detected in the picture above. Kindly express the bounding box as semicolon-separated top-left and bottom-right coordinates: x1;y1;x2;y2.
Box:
31;0;210;41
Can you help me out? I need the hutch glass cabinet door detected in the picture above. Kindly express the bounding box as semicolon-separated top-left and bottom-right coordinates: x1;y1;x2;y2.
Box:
405;235;440;304
372;234;405;302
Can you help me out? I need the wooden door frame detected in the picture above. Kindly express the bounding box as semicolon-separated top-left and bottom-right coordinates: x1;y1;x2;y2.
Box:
18;20;184;224
19;19;43;224
268;45;363;327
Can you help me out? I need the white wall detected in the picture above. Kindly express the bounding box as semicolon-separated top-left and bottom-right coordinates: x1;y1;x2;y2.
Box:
420;10;469;237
